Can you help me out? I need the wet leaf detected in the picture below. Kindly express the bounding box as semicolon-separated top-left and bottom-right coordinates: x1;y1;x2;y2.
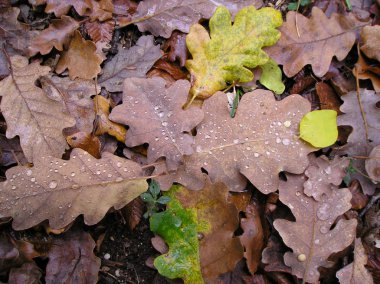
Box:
66;131;101;158
266;7;369;77
45;0;91;17
185;5;282;100
360;25;380;62
109;77;203;170
0;55;75;163
258;58;285;95
0;149;148;230
56;30;103;80
316;82;342;113
99;35;162;92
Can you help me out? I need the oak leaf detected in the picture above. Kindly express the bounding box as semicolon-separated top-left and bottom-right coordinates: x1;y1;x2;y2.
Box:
185;5;282;101
365;145;380;183
266;7;369;77
0;56;75;163
87;0;114;22
85;20;114;43
45;0;91;17
110;77;203;170
129;0;263;38
0;149;148;230
353;49;380;92
274;173;357;283
316;82;342;113
66;131;101;159
29;16;79;56
56;30;103;80
156;90;315;193
99;35;162;92
360;25;380;62
336;238;374;284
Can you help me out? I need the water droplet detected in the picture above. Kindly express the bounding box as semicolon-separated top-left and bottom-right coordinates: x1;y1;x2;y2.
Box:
49;181;58;189
233;139;239;144
71;172;76;177
116;177;123;182
31;177;36;182
158;111;164;118
96;170;101;175
324;166;332;174
205;135;211;139
161;122;168;127
317;203;331;220
116;162;122;167
246;146;251;151
108;174;112;178
320;226;329;234
71;184;80;189
295;191;301;196
26;170;32;176
282;138;290;145
196;146;202;153
276;137;281;143
11;185;16;190
155;137;159;141
254;153;260;157
314;239;320;244
284;121;291;127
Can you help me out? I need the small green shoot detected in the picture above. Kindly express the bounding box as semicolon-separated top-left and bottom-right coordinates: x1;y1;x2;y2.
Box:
140;180;171;218
230;88;244;118
288;0;312;11
343;159;356;186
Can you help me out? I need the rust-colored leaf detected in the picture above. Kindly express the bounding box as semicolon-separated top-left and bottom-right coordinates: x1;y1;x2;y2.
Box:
348;180;369;210
109;77;203;170
56;30;103;80
316;82;342;113
0;56;75;163
152;58;188;80
353;49;380;92
360;25;380;62
163;31;188;67
123;197;144;230
66;131;101;159
85;20;114;43
0;149;148;230
266;7;369;77
87;0;114;22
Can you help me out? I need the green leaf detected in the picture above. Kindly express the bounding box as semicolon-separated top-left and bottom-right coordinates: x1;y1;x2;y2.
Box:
140;192;154;203
149;179;160;198
259;58;285;94
156;196;171;205
287;2;298;10
300;110;338;148
185;5;282;103
150;186;204;284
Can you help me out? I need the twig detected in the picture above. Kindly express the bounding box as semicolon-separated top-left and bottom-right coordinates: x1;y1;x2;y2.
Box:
354;59;369;142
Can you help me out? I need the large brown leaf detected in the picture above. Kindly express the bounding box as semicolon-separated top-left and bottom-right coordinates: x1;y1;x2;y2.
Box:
0;56;75;163
360;25;380;62
109;77;204;170
336;89;380;195
45;0;92;17
99;35;162;92
0;149;148;230
129;0;263;38
266;7;368;77
274;173;357;283
157;90;315;193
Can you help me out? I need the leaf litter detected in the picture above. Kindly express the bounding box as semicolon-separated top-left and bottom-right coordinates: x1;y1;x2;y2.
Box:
0;1;378;283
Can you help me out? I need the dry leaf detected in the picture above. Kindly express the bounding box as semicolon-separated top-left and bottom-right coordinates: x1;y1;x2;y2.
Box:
316;82;342;113
336;238;374;284
0;55;75;163
365;145;380;183
262;235;292;274
66;131;101;158
266;7;368;77
0;149;148;230
113;0;138;26
56;30;103;80
349;180;369;210
130;0;263;38
87;0;114;22
123;197;144;230
29;16;79;56
353;49;380;92
8;262;42;284
157;90;315;193
46;229;100;284
109;77;203;170
99;35;162;92
152;58;188;80
85;20;114;43
274;173;357;283
45;0;91;17
163;31;188;67
94;95;127;143
360;25;380;62
336;89;380;195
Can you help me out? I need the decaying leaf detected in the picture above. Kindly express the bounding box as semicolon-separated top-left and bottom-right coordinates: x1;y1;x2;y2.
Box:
0;55;75;163
46;229;100;284
123;197;144;230
8;262;42;284
336;89;380;195
130;0;263;38
94;95;127;143
261;235;292;274
185;5;282;100
110;77;203;170
66;131;101;159
0;149;148;230
99;35;162;92
274;173;357;283
353;49;380;92
336;238;374;284
29;16;79;56
157;90;315;193
360;25;380;62
87;0;114;22
85;20;114;43
266;7;368;77
45;0;91;17
365;145;380;183
316;82;342;113
56;30;103;80
163;31;188;67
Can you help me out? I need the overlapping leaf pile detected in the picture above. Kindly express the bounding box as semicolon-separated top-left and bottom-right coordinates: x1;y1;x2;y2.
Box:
0;0;378;283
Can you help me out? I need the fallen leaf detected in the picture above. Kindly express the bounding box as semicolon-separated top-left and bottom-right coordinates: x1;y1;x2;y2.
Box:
365;145;380;183
274;173;357;283
56;30;103;80
0;134;28;166
99;35;162;92
94;95;127;143
266;7;369;77
29;16;79;56
185;6;282;100
262;235;292;274
45;0;91;17
163;31;188;67
258;58;285;95
348;180;369;210
0;149;148;230
113;0;138;26
336;89;380;195
157;90;315;193
360;25;380;62
85;19;114;43
109;77;203;170
8;262;42;284
129;0;263;38
316;82;342;113
353;48;380;92
336;238;374;284
0;55;75;163
46;229;100;284
123;197;144;230
152;58;188;80
87;0;114;22
66;131;101;158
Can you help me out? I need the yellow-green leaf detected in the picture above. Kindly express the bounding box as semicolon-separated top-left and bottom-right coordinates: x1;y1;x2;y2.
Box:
259;58;285;95
185;5;282;103
300;110;338;148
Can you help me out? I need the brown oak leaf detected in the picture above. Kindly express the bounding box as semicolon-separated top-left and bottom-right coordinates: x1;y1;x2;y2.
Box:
87;0;114;22
99;35;162;92
46;229;100;284
56;30;103;80
85;19;114;43
113;0;138;26
109;77;204;170
336;238;374;284
360;25;380;62
156;90;315;193
45;0;91;17
66;131;101;159
123;197;144;230
129;0;263;38
266;7;369;77
0;56;75;163
316;82;342;113
0;149;148;230
353;49;380;92
163;31;188;67
29;16;79;56
274;173;357;283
